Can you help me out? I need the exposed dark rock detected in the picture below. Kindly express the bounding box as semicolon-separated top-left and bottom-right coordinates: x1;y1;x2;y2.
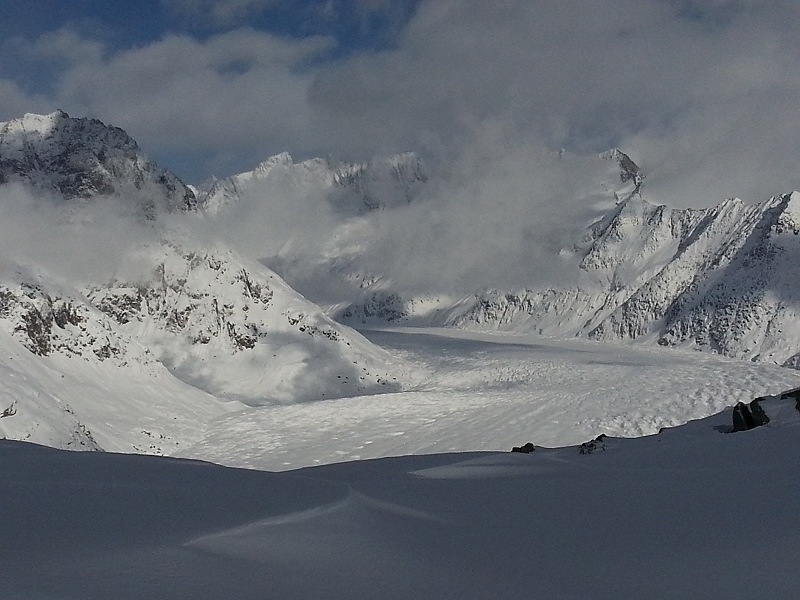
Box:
1;284;125;361
579;434;607;455
1;402;17;418
731;398;770;432
511;442;535;453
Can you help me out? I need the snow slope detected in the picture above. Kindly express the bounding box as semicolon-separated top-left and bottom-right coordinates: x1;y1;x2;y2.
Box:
0;271;233;454
3;393;798;599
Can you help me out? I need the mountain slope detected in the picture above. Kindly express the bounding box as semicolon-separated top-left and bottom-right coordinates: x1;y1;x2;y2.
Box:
86;238;400;405
195;150;426;215
0;267;230;453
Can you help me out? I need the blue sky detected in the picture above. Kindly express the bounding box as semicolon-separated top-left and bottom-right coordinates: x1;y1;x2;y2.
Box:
2;0;800;207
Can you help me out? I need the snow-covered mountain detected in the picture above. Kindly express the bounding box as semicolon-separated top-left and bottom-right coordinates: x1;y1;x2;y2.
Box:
3;108;800;459
0;110;196;214
208;144;799;369
0;112;402;453
195;150;426;215
450;190;800;367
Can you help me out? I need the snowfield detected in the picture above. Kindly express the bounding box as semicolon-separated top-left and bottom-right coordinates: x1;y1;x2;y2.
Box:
3;394;798;599
180;327;800;470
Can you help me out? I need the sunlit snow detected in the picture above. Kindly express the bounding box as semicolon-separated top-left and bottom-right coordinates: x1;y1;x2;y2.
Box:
179;327;800;470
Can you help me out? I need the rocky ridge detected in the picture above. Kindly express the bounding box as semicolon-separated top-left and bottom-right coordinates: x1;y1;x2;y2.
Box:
195;150;426;215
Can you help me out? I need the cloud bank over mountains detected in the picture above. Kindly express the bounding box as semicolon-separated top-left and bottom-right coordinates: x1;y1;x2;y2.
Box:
1;1;799;208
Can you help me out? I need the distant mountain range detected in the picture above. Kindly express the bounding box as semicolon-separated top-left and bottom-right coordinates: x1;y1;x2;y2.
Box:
200;134;800;369
1;109;799;452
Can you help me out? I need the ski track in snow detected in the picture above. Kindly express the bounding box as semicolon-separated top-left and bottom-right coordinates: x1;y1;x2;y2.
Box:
182;327;800;470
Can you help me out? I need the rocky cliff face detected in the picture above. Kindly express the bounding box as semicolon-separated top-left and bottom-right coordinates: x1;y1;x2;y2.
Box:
0;110;195;213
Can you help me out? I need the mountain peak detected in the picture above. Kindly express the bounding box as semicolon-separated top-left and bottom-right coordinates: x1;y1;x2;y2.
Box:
10;110;69;135
0;111;195;212
251;152;293;176
600;148;644;195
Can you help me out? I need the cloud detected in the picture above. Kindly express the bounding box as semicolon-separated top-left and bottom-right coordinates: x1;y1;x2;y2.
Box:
0;184;166;285
307;0;800;205
0;80;52;120
22;28;106;65
2;0;798;299
351;142;615;295
2;0;799;208
194;124;624;298
29;27;334;180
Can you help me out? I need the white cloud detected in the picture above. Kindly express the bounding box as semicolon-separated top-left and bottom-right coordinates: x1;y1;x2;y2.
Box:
2;0;800;207
30;28;334;179
0;185;163;284
0;80;51;120
306;0;800;205
22;28;106;65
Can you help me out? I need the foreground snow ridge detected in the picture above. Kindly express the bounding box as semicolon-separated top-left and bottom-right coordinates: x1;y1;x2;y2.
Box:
3;394;798;599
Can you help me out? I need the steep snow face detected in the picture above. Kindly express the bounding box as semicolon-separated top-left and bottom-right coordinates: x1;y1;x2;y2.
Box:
0;110;195;213
86;240;401;405
650;192;800;363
